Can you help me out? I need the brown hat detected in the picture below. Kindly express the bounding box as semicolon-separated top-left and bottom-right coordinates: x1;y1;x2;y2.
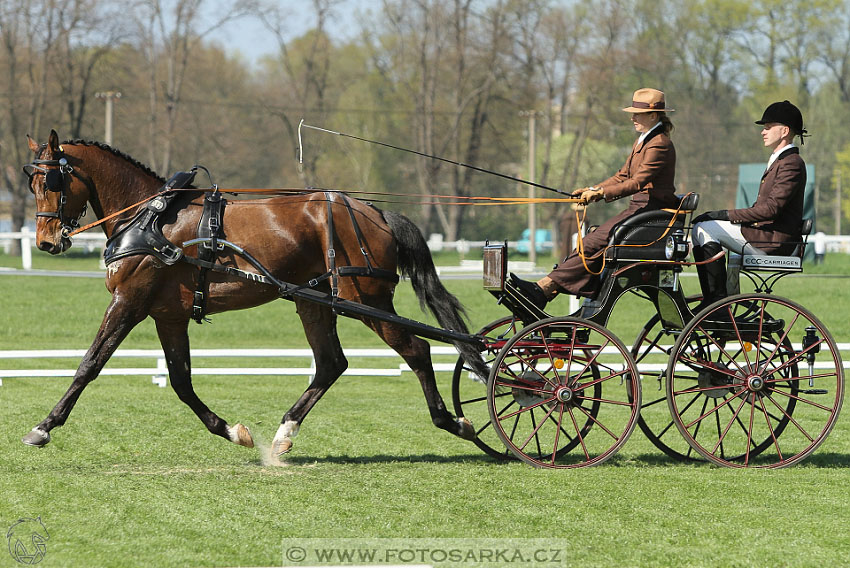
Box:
622;88;673;113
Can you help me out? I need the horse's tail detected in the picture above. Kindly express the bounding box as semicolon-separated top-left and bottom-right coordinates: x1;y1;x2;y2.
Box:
382;210;487;379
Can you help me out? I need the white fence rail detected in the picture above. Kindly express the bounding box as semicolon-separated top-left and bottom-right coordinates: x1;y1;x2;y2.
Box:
1;229;107;269
2;344;847;388
0;347;464;387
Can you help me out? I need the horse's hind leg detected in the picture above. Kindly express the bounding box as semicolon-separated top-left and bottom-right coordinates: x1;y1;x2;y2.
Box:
154;319;254;448
368;317;475;440
272;299;348;457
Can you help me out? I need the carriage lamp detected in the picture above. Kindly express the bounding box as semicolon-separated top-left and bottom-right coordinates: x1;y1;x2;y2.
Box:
665;229;689;260
803;326;821;386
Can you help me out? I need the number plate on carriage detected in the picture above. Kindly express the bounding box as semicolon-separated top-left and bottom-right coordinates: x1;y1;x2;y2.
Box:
659;269;678;290
483;243;507;291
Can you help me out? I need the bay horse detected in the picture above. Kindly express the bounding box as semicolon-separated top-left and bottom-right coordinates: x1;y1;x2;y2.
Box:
22;129;485;458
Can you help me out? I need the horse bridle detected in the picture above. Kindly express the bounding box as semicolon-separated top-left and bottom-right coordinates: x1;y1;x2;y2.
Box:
23;149;86;237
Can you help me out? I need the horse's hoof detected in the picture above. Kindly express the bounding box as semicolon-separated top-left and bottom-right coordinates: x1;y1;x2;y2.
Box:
22;428;50;447
229;423;254;448
456;417;476;440
272;437;293;457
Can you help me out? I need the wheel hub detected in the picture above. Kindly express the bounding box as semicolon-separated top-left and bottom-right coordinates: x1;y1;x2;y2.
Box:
555;386;574;403
512;370;549;407
746;375;766;392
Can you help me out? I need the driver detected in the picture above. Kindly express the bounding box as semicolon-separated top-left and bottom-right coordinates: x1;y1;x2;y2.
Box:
512;87;679;308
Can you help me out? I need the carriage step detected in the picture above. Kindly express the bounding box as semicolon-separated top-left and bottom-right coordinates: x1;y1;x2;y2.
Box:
801;389;829;395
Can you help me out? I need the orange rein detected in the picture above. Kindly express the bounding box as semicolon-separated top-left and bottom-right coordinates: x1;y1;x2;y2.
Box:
67;187;583;237
574;193;696;276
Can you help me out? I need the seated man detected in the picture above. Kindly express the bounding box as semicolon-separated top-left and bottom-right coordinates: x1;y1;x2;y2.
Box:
513;87;680;309
691;100;807;306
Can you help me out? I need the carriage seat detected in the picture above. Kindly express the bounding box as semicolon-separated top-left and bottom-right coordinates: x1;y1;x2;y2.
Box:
605;193;699;262
737;218;813;273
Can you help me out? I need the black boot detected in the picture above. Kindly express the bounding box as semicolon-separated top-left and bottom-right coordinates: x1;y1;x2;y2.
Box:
693;242;727;311
509;273;548;310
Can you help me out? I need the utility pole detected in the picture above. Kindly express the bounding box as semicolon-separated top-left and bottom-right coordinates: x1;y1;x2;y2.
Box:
837;170;843;235
521;110;538;265
95;91;122;145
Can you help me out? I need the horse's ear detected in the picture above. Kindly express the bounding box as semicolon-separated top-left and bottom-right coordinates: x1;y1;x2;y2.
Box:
27;134;39;153
48;129;60;152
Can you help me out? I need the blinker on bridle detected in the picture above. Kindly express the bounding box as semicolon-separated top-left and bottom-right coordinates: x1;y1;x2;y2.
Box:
23;149;86;237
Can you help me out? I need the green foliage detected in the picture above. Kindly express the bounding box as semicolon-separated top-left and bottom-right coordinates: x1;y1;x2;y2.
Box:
835;142;850;222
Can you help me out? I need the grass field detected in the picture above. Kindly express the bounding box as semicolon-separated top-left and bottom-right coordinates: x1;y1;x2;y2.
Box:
1;252;850;567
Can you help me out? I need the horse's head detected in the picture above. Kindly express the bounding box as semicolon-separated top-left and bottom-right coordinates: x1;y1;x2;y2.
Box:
24;129;90;254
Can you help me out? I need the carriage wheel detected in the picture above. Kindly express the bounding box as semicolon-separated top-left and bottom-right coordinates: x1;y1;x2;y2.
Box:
451;316;521;460
667;294;844;468
487;317;641;468
635;309;800;462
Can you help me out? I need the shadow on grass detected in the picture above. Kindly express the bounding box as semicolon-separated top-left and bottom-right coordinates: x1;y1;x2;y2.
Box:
254;452;509;466
617;451;850;468
262;451;850;468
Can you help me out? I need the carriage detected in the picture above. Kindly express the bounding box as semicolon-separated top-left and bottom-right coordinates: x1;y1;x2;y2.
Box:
22;130;844;469
451;193;844;468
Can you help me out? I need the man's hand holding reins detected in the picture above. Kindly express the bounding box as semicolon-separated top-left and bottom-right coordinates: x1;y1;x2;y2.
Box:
575;187;604;205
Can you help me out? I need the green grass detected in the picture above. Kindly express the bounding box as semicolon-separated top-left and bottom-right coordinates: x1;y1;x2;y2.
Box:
1;254;850;567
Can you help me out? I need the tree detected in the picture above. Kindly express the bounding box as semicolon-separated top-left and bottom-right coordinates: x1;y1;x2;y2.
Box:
0;0;62;253
256;0;342;185
130;0;253;174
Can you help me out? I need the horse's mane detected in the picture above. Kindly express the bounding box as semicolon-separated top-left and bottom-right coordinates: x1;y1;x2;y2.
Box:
61;139;166;184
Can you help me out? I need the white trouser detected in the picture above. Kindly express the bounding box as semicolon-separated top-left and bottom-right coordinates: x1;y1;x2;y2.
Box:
691;220;766;255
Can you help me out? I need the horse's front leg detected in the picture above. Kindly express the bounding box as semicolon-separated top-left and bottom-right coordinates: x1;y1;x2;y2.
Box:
22;293;147;447
272;299;348;457
154;319;254;448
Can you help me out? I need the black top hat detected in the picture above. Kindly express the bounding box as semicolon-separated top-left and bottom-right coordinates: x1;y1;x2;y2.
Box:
755;100;806;136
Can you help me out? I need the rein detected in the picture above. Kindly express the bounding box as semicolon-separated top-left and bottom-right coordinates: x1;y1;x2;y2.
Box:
67;186;583;237
574;193;696;275
68;189;173;237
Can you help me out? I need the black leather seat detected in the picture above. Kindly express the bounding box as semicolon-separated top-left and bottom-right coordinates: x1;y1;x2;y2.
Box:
739;218;813;273
606;193;699;262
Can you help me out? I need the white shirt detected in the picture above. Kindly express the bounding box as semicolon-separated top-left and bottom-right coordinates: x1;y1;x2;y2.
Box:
766;143;796;171
637;121;662;145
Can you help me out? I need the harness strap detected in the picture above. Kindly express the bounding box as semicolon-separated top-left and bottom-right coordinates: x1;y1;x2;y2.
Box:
341;193;374;273
192;191;226;324
325;192;339;302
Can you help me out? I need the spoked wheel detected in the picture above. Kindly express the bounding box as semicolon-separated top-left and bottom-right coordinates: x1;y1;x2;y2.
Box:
487;316;641;468
451;316;521;460
631;295;705;461
667;294;844;468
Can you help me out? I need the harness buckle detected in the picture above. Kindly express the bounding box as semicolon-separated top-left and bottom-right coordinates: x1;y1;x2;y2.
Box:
156;244;184;263
192;291;209;323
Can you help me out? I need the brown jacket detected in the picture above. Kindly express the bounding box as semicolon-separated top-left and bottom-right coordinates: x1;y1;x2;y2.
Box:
729;147;805;254
598;127;679;208
546;127;678;298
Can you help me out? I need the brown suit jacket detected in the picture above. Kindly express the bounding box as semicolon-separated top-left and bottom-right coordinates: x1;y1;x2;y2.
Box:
729;147;805;254
546;127;678;298
598;127;679;209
